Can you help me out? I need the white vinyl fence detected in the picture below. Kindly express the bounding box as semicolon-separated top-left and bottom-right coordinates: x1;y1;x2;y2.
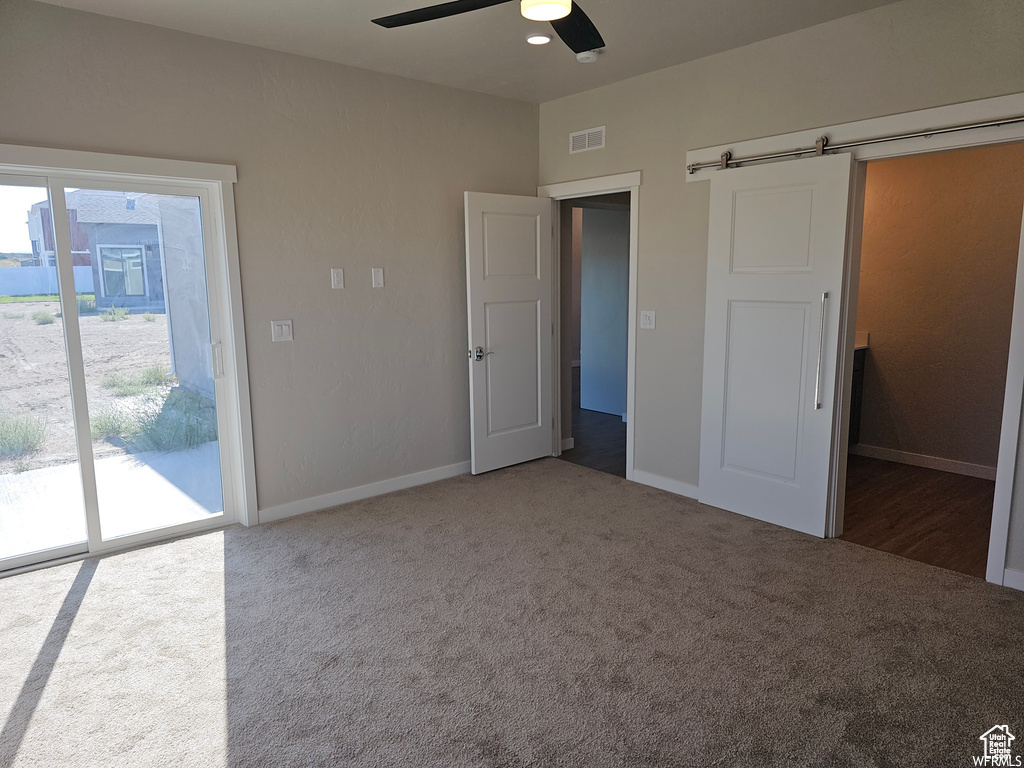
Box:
0;266;94;296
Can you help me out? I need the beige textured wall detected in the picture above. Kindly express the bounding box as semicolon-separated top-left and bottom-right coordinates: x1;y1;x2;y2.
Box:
559;200;575;436
0;0;538;510
538;0;1024;564
572;207;584;367
855;145;1024;469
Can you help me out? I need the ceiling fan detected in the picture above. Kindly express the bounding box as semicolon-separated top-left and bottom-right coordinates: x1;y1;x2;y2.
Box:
372;0;605;55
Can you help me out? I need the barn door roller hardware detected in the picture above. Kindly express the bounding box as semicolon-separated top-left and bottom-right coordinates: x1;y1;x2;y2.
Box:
687;114;1024;175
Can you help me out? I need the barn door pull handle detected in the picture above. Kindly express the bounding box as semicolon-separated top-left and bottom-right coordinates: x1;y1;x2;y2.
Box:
814;292;829;410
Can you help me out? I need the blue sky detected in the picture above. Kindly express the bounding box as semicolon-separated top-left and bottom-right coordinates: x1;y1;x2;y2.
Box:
0;185;48;254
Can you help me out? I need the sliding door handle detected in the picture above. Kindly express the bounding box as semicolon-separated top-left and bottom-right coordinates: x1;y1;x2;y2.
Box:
814;292;829;410
211;342;225;379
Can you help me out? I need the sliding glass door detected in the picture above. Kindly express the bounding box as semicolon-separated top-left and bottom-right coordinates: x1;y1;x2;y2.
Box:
0;173;234;571
0;176;88;567
63;186;225;541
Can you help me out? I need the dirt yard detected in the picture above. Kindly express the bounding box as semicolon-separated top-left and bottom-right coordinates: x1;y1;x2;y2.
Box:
0;301;173;473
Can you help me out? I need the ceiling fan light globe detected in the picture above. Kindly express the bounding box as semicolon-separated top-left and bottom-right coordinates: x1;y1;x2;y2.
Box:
520;0;571;22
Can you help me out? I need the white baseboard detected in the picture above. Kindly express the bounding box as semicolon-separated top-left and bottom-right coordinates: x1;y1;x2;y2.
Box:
259;461;472;524
561;438;574;450
632;469;700;500
849;444;996;480
1003;568;1024;592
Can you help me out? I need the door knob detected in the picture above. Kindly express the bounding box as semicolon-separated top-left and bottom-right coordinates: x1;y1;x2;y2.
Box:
469;346;494;361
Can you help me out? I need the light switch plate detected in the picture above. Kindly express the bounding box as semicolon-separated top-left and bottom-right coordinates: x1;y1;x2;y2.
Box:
331;268;345;290
640;310;656;330
271;319;293;342
371;268;385;288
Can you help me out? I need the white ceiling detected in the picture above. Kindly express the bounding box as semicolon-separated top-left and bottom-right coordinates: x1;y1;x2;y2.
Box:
36;0;903;102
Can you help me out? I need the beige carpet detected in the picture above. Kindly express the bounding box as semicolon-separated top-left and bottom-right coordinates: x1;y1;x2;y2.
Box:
2;458;1023;767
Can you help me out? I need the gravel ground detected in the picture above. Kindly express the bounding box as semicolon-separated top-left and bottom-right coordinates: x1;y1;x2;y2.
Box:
0;302;172;473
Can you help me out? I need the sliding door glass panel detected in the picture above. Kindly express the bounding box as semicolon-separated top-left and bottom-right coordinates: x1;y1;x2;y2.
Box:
0;181;87;562
64;188;224;541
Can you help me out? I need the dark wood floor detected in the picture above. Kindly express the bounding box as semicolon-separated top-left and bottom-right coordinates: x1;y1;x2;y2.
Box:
557;367;627;478
841;454;994;578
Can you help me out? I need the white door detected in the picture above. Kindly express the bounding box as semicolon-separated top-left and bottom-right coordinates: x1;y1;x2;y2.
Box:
465;192;554;474
698;154;854;537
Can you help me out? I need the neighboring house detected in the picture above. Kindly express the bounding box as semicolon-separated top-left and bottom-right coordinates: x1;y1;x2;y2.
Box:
23;191;213;399
28;190;165;311
25;201;53;267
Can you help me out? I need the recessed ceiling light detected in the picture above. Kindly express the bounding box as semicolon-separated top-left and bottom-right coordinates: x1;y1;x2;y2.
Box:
526;33;552;45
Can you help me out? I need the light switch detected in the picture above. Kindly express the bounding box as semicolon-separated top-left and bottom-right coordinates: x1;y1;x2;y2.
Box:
371;268;385;288
640;310;656;330
271;319;293;342
331;268;345;290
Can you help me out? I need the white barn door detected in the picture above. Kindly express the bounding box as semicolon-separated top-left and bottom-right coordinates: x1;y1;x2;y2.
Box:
465;192;554;474
698;154;854;537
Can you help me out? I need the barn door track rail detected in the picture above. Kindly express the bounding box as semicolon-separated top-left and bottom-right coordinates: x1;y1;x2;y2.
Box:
687;114;1024;175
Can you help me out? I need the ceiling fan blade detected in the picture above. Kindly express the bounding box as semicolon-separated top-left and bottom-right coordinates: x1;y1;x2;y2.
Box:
372;0;515;28
549;2;605;53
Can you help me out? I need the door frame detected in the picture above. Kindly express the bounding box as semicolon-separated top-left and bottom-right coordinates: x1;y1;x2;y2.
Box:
0;143;257;573
538;171;641;481
684;93;1024;587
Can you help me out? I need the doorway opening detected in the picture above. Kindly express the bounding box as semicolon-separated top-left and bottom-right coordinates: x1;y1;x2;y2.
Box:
556;193;630;477
839;142;1024;578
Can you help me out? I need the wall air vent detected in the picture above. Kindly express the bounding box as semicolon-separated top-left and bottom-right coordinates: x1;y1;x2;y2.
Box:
569;125;606;154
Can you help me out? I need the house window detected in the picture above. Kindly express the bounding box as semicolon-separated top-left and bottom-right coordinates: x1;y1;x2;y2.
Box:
99;246;145;297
